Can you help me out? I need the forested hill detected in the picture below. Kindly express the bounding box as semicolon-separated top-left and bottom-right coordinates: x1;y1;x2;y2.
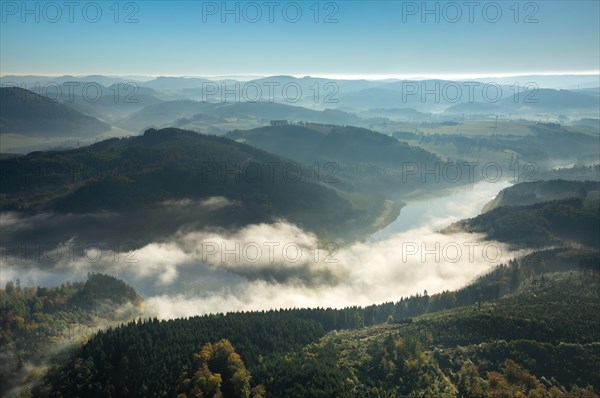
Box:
33;248;599;397
0;273;143;396
226;124;440;166
483;180;600;213
226;124;444;195
0;87;111;136
0;128;386;240
448;196;600;249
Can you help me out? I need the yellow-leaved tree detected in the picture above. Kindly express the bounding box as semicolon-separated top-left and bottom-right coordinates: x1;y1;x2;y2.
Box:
176;339;265;398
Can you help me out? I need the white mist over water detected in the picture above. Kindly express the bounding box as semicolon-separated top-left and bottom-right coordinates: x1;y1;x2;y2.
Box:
1;181;515;319
142;180;515;318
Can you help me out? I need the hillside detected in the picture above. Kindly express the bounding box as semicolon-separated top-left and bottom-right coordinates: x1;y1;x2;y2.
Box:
503;88;600;114
0;128;386;242
0;273;143;396
226;124;443;195
115;101;366;133
32;249;600;397
114;100;216;132
29;82;166;123
397;121;600;170
0;87;111;136
304;270;599;397
444;88;600;116
534;165;600;182
448;197;600;248
483;180;600;212
227;124;438;165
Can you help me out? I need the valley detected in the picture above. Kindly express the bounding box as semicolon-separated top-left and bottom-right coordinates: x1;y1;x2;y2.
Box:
1;2;599;395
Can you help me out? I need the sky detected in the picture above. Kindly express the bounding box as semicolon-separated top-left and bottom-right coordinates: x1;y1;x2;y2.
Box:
1;1;599;78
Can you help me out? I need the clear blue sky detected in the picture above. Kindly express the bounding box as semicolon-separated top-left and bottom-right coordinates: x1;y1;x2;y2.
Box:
1;0;599;78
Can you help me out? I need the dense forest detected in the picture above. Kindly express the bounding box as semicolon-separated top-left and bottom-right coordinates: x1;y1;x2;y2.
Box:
226;124;444;195
2;145;599;397
482;180;600;212
0;87;110;137
0;247;591;397
449;195;600;249
0;128;394;242
0;274;142;396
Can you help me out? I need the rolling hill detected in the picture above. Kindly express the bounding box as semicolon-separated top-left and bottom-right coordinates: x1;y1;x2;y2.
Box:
226;123;445;195
226;123;439;166
482;180;600;212
448;196;600;249
115;100;367;133
0;87;111;137
26;82;166;123
0;128;387;243
31;248;600;397
444;88;600;117
0;273;143;396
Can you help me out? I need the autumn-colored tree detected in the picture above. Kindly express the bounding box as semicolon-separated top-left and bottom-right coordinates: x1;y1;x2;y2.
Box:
457;361;487;398
177;339;263;398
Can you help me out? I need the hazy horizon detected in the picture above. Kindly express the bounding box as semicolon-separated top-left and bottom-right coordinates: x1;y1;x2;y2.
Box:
2;71;599;80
